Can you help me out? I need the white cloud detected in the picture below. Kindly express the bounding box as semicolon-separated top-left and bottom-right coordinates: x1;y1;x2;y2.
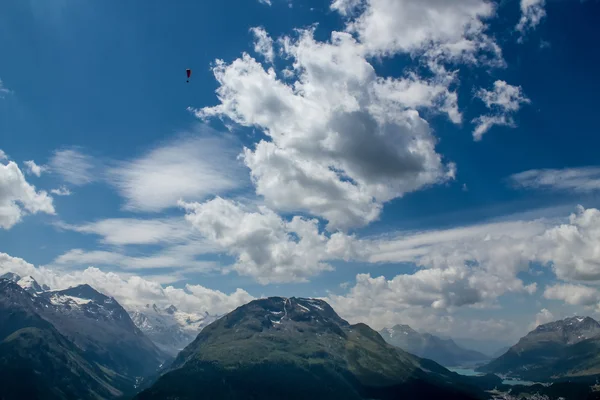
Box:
516;0;546;41
472;80;530;140
180;197;362;284
257;0;271;5
194;29;457;230
250;27;275;64
0;80;11;97
56;217;202;246
106;131;247;213
325;206;600;329
509;167;600;193
50;186;72;196
544;283;600;306
0;252;253;315
530;308;554;330
332;0;502;66
49;148;96;185
23;160;48;177
0;160;55;229
0;150;7;161
534;206;600;281
326;295;520;341
52;246;217;272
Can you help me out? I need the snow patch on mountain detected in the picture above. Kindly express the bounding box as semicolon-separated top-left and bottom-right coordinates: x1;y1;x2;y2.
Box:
129;303;219;356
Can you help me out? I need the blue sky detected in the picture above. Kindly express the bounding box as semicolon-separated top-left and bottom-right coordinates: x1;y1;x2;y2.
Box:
1;0;600;345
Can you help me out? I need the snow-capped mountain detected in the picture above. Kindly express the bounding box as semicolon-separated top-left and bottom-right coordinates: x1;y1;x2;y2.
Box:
0;272;21;283
532;316;600;345
129;303;218;356
35;284;166;378
0;273;49;294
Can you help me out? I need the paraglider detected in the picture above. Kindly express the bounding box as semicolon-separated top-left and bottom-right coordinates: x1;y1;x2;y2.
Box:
186;69;192;83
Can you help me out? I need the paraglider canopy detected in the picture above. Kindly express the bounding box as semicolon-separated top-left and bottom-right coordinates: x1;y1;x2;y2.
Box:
186;69;192;83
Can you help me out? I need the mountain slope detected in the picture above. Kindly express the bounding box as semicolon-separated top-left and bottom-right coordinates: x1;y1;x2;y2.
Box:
478;316;600;381
129;303;217;356
136;297;488;400
0;279;124;400
379;324;489;366
38;284;166;379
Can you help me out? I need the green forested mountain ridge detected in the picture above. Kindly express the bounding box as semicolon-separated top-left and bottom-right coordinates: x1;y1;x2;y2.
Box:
478;316;600;381
0;279;124;400
136;297;492;400
379;324;489;367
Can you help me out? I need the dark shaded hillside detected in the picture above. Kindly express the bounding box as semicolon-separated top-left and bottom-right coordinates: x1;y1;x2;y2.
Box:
136;297;486;400
479;316;600;382
0;279;124;400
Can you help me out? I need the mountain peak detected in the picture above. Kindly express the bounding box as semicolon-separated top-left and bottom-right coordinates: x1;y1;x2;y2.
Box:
16;276;44;294
0;272;22;283
386;324;418;337
534;315;600;333
165;305;177;314
58;284;109;302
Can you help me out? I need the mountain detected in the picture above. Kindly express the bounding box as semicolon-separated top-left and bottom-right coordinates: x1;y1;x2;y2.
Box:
0;278;124;399
478;316;600;381
136;297;494;400
379;324;489;367
38;284;167;379
0;272;21;283
0;273;48;294
129;303;218;356
452;338;514;358
16;275;45;294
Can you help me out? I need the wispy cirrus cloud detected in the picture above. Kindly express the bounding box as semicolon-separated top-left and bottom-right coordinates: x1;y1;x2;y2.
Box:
49;148;97;185
106;130;249;213
509;166;600;193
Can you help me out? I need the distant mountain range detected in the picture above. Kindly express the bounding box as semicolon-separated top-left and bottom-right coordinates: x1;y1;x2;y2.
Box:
4;271;600;399
129;303;218;356
379;324;489;367
136;297;501;400
478;316;600;382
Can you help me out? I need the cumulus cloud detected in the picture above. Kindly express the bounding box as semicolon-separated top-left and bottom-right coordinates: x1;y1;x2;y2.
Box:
332;0;502;67
472;80;530;140
180;197;363;284
49;148;97;185
0;150;8;161
194;29;457;230
534;206;600;281
326;294;520;341
516;0;546;41
257;0;271;5
250;27;275;64
23;160;48;177
0;252;253;315
0;160;55;229
509;167;600;193
50;186;72;196
530;308;554;330
544;283;600;306
326;205;600;330
107;131;247;212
